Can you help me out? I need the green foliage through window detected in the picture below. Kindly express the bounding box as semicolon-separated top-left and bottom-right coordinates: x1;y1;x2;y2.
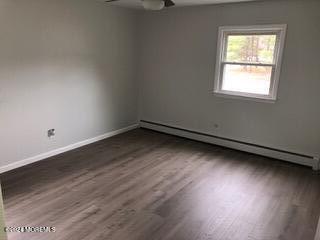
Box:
226;35;277;64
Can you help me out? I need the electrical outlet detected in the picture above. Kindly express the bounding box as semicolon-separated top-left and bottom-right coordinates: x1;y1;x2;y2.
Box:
48;129;55;138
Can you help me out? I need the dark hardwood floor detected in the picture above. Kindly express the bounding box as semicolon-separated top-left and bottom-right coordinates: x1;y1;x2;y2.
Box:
1;129;320;240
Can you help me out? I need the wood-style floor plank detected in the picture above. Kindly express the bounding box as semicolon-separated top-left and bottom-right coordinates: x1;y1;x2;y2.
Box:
1;129;320;240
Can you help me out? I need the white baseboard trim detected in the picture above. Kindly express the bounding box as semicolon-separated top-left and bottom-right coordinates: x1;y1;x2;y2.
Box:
0;124;139;174
140;120;319;170
315;217;320;240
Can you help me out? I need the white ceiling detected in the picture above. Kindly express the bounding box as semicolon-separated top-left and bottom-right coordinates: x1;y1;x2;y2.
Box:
103;0;261;9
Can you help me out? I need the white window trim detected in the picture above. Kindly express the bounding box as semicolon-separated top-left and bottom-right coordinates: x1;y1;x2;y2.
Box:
213;24;287;103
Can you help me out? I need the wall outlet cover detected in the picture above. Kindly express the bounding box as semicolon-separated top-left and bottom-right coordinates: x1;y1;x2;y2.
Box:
48;129;55;138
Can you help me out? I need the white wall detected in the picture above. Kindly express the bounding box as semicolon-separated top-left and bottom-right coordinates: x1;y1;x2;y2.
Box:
1;0;319;171
0;0;139;168
138;0;320;158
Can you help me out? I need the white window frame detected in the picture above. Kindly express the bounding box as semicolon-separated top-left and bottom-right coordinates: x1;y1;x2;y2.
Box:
213;24;287;102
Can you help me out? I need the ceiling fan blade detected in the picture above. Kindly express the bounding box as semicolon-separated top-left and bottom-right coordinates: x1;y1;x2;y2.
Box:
105;0;120;2
164;0;175;7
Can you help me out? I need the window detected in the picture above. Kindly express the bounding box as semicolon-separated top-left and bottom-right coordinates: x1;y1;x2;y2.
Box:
214;25;287;102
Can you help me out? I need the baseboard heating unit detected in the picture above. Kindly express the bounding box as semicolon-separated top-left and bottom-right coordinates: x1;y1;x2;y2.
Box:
140;120;320;171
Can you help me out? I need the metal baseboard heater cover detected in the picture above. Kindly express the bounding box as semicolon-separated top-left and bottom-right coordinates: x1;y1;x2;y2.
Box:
140;120;320;171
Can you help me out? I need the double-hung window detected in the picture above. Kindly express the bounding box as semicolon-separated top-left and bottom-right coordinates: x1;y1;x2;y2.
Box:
214;25;287;102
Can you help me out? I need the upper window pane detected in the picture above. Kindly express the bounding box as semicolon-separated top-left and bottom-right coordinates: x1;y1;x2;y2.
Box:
225;34;277;64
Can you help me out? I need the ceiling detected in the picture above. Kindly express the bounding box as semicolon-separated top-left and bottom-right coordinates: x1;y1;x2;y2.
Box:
103;0;261;9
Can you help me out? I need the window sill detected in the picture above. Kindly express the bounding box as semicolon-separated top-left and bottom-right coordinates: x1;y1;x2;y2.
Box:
213;91;277;103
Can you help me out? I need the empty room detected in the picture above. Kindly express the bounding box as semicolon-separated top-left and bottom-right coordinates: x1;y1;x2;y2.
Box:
0;0;320;239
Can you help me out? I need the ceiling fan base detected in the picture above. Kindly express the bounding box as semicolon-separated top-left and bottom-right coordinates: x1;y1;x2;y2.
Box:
142;0;165;11
105;0;175;11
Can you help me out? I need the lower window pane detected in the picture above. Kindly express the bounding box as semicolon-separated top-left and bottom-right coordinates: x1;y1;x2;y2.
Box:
222;64;272;95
